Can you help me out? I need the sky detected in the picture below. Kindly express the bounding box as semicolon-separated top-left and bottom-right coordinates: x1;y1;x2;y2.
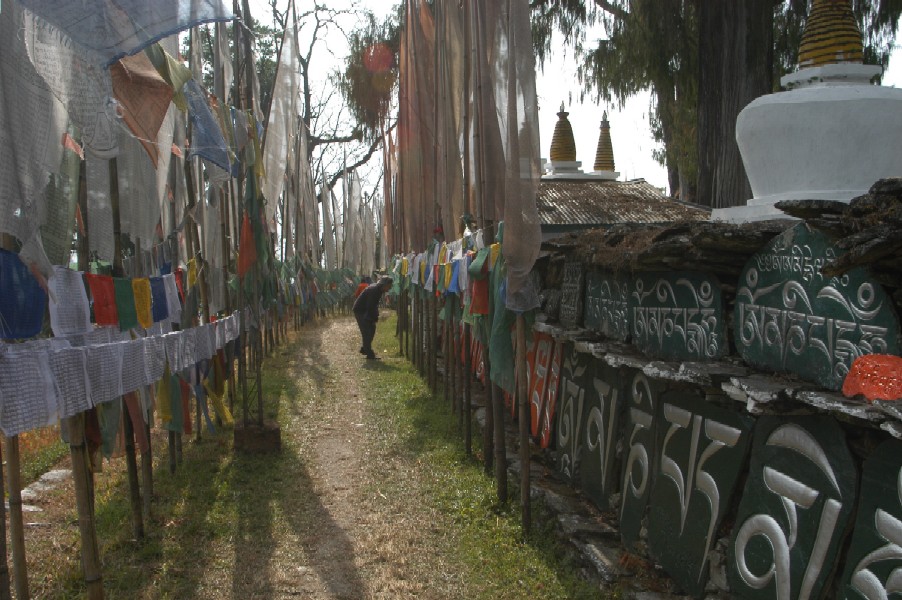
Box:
249;0;902;198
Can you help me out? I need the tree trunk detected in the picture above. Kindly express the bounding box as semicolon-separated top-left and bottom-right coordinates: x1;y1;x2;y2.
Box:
697;0;773;209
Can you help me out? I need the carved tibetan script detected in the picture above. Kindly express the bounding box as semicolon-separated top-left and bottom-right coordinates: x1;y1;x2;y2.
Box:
841;439;902;600
736;223;901;391
579;363;624;512
647;392;753;598
584;270;630;341
631;272;727;361
728;415;857;600
559;262;585;329
620;370;664;551
555;344;592;485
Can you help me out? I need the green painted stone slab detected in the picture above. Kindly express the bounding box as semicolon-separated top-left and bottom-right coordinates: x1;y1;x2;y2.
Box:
559;261;585;329
619;369;666;551
735;222;901;391
727;415;857;600
630;272;727;361
584;270;631;341
578;363;625;511
554;343;594;485
647;391;754;598
840;438;902;599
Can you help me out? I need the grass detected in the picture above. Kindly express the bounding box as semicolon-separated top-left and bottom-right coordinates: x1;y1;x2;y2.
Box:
361;314;608;599
16;426;69;484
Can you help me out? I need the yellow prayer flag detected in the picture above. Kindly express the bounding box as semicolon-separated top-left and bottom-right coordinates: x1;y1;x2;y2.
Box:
204;379;234;427
187;258;197;288
490;243;501;269
132;278;153;329
157;365;172;423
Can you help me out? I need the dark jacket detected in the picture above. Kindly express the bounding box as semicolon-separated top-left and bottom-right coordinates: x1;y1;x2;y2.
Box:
352;283;385;322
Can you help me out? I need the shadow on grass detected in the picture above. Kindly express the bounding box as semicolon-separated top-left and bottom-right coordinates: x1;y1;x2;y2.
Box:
363;314;601;599
83;317;364;599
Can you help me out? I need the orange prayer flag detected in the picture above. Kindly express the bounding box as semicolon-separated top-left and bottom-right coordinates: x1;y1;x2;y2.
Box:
237;212;257;279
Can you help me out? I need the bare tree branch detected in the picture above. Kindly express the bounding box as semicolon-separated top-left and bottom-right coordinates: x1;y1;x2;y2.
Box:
595;0;628;19
327;121;396;191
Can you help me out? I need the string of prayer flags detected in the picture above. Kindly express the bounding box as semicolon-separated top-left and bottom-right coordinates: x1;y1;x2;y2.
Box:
144;43;192;111
0;249;48;340
110;52;173;167
113;277;139;331
48;266;93;337
157;364;173;423
0;344;57;435
49;346;91;418
97;400;121;458
85;274;119;327
184;78;235;175
132;278;154;329
150;277;169;323
17;0;234;67
237;212;257;279
187;258;197;288
163;273;182;324
124;392;149;453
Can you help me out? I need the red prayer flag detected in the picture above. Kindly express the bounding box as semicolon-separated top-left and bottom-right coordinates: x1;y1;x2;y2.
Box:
84;273;119;326
237;212;257;279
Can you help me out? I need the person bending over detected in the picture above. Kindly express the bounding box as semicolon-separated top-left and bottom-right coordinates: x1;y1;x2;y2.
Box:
352;276;392;359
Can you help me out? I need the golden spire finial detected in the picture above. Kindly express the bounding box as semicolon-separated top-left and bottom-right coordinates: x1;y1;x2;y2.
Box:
798;0;863;68
550;103;576;162
594;112;615;172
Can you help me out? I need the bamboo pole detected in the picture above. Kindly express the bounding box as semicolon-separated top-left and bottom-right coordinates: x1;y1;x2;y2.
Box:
516;315;530;533
5;437;28;599
443;299;450;407
492;381;507;503
63;159;103;599
464;321;472;456
134;237;153;525
483;354;494;475
462;0;473;458
0;441;10;600
109;157;145;539
67;415;103;599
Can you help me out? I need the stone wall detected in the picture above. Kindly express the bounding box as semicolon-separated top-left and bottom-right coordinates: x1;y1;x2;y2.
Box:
529;214;902;598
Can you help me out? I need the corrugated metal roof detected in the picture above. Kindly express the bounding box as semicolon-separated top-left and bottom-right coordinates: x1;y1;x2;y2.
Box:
537;178;709;226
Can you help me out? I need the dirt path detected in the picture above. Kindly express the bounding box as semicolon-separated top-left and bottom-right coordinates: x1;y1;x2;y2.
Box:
252;313;462;599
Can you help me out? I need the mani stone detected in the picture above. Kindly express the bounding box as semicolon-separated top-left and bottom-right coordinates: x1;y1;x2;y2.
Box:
728;415;857;600
646;391;754;598
840;438;902;599
734;222;901;391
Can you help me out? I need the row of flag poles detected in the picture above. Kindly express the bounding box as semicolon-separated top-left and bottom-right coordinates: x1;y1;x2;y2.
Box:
0;0;378;598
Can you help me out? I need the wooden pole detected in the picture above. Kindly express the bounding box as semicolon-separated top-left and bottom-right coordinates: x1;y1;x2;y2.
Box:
67;415;103;599
492;381;507;503
0;441;11;600
5;437;29;599
483;354;494;475
443;298;450;408
134;238;153;525
464;320;472;456
62;159;103;599
462;0;473;458
516;315;530;533
109;157;145;539
431;290;438;393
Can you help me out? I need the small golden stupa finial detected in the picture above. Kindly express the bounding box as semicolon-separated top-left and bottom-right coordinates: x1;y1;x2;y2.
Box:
550;103;577;162
798;0;864;68
594;112;615;172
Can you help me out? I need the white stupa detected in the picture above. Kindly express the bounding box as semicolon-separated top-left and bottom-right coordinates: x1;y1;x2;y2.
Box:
713;0;902;223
